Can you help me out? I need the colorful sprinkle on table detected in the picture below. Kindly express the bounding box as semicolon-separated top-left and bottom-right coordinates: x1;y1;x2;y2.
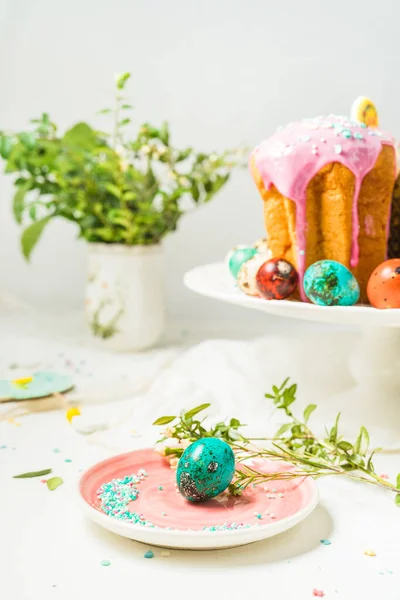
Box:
364;549;376;557
0;445;7;449
312;589;325;597
12;377;33;387
320;539;331;546
144;550;154;559
66;407;81;423
100;560;111;567
65;459;72;463
53;448;60;453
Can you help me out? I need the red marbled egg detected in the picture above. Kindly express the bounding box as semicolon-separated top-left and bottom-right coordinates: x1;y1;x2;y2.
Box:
256;258;298;300
367;259;400;309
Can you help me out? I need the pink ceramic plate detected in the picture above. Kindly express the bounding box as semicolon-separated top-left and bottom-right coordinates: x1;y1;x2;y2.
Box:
78;449;318;549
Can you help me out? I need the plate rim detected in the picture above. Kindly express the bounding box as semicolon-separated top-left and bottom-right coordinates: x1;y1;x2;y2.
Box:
76;448;319;542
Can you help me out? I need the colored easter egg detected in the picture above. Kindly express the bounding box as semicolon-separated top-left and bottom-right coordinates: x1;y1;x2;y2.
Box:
367;259;400;309
224;245;248;268
351;96;379;128
228;247;258;278
255;258;298;300
304;260;360;306
176;438;235;502
237;253;267;296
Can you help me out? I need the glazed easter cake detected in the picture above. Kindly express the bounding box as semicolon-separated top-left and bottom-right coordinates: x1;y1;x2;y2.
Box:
250;114;397;302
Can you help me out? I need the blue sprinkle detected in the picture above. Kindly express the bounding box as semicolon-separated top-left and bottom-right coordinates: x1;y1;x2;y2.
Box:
320;539;331;545
64;459;72;463
158;486;163;491
53;448;60;453
0;445;7;449
342;129;352;138
299;250;305;256
100;559;111;567
354;132;364;140
144;550;154;559
360;122;367;128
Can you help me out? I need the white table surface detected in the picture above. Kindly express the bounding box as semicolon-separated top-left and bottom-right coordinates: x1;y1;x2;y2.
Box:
1;306;400;600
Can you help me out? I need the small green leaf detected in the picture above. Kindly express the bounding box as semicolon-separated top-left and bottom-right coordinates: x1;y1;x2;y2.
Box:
349;454;365;467
265;393;275;399
13;181;31;224
0;134;13;158
353;429;362;454
160;121;170;145
303;404;317;424
184;403;211;420
47;476;63;491
118;118;131;127
230;418;240;428
29;205;37;220
396;473;400;489
98;109;112;114
121;104;134;110
104;183;122;199
361;426;370;453
21;216;53;260
337;441;353;452
329;413;341;443
152;415;176;426
275;423;292;437
115;72;131;89
279;377;290;391
13;468;52;479
395;493;400;507
18;132;36;149
164;447;183;457
63;122;98;151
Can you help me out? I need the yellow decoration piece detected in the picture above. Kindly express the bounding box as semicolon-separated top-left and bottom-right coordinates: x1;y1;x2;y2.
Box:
364;549;376;557
12;377;33;388
66;406;81;423
351;96;379;128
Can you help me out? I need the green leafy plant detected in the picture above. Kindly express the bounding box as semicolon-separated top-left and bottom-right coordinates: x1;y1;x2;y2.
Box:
153;379;400;505
0;72;245;259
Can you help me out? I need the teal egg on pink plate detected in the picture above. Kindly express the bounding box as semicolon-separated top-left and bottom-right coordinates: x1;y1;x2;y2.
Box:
176;438;235;502
303;260;360;306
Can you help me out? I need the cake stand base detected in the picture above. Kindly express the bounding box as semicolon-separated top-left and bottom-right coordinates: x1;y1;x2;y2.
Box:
184;264;400;450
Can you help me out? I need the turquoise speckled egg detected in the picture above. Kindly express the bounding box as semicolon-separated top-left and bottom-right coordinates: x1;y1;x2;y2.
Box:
304;260;360;306
176;438;235;502
228;247;258;278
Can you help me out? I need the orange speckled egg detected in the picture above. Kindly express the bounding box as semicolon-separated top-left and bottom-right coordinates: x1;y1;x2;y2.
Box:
367;259;400;309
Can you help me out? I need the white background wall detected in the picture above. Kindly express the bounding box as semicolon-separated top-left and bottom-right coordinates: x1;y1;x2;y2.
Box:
0;0;398;324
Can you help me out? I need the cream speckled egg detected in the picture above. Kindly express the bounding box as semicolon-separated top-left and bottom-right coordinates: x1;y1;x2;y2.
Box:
253;238;271;256
237;253;268;296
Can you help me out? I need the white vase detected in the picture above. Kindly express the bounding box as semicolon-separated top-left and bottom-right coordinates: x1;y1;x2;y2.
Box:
85;243;165;352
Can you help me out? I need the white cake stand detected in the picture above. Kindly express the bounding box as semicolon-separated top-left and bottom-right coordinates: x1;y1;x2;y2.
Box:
184;263;400;449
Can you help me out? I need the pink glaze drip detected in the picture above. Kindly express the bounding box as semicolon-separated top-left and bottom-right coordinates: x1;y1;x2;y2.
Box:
252;115;395;299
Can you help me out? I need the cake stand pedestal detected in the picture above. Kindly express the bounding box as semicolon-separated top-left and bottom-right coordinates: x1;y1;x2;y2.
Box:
184;263;400;449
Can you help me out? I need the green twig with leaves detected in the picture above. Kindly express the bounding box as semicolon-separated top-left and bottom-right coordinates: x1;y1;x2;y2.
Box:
0;72;245;259
153;379;400;505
